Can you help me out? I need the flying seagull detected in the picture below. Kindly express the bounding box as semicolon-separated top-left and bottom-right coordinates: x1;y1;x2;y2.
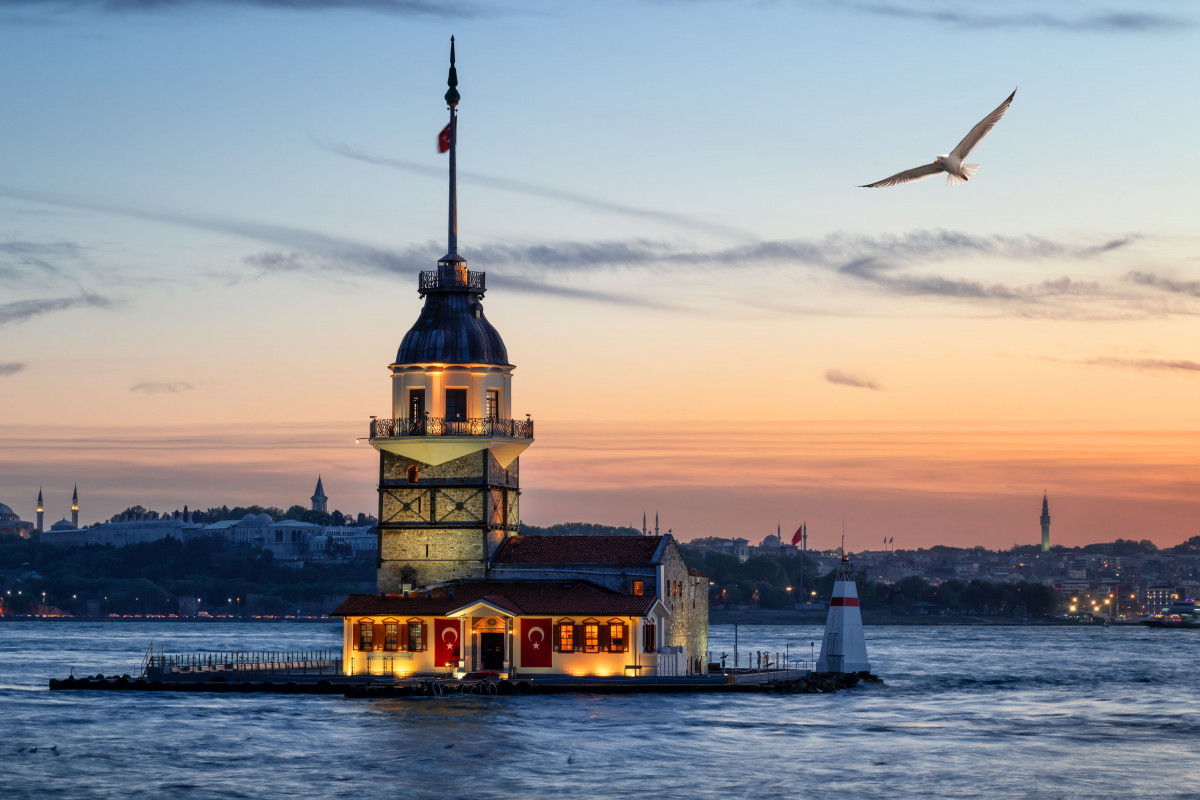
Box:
861;89;1016;188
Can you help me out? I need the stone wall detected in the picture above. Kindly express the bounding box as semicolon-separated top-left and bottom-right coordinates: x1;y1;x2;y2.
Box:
376;449;520;591
659;540;709;674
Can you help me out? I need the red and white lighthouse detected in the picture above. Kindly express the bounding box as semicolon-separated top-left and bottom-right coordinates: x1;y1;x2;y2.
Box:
816;556;871;674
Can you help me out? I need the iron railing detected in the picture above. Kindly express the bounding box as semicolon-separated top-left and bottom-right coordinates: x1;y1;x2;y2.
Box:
419;269;485;292
371;416;533;439
144;649;341;677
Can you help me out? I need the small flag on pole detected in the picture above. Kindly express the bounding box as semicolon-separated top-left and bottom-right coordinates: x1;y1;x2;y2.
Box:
438;122;452;153
791;525;804;546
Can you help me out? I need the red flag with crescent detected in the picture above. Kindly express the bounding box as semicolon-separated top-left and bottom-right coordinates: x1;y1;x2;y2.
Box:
434;618;460;667
437;123;452;153
520;618;553;668
791;525;804;546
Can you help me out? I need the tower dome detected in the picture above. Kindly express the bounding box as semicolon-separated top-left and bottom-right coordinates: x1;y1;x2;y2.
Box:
395;288;509;366
0;502;17;520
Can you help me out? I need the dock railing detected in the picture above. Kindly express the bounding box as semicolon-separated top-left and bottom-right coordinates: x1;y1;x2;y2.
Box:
144;649;341;678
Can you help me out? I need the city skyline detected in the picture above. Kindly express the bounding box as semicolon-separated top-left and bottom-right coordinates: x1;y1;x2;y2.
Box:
2;1;1199;549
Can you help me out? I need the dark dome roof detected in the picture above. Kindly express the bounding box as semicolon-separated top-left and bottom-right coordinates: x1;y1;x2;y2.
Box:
51;519;74;530
395;291;509;366
0;502;16;519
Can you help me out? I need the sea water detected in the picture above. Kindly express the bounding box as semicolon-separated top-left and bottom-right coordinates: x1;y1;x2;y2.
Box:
2;621;1197;799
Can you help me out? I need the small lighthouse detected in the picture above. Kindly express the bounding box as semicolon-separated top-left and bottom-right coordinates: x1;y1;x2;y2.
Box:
816;555;871;674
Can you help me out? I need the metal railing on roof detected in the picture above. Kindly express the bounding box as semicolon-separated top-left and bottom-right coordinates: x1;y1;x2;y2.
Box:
419;270;485;292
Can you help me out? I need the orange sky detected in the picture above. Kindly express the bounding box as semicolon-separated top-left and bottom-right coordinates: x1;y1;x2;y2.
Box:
6;420;1199;550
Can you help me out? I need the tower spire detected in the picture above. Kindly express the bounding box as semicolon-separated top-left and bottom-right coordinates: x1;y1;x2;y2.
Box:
443;36;461;267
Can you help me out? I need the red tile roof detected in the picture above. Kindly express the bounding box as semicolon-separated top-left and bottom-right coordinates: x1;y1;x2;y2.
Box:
330;580;657;618
491;535;664;565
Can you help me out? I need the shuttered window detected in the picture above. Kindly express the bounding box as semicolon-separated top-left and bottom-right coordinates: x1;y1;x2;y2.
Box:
608;621;627;653
584;619;600;653
358;620;375;651
383;620;399;651
632;580;644;596
407;618;425;652
642;622;657;653
556;619;575;652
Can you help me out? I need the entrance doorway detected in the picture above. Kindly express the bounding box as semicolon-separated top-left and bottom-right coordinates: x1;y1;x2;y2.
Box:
480;632;505;670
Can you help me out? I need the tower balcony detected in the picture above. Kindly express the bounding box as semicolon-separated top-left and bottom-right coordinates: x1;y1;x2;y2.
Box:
368;416;533;469
370;416;532;440
419;269;485;294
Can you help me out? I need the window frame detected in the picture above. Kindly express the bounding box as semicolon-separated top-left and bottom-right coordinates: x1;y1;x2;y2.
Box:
406;618;425;652
557;618;576;653
383;618;399;652
358;619;375;652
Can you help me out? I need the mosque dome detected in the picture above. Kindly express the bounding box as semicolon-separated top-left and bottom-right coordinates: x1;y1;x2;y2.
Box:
0;502;17;520
395;290;509;366
257;513;273;524
50;518;74;530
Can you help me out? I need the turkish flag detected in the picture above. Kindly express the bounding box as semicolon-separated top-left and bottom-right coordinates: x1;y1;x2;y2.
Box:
434;618;461;667
437;123;451;153
791;525;804;546
520;618;553;668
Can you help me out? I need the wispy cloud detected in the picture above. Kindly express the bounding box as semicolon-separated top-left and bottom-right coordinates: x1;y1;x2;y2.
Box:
825;369;882;390
321;141;753;241
0;362;25;377
1126;271;1200;297
0;0;480;18
0;238;83;283
1085;357;1200;374
0;294;113;327
130;381;196;394
838;1;1190;32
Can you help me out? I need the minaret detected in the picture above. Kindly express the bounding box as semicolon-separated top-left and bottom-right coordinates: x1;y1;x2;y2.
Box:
311;476;328;513
367;38;532;591
36;488;44;531
1040;492;1051;552
71;484;79;529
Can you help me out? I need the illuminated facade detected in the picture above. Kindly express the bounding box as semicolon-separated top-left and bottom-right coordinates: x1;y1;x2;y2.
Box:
331;41;709;679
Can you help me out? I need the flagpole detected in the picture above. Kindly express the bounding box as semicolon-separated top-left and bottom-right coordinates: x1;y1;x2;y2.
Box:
444;36;460;263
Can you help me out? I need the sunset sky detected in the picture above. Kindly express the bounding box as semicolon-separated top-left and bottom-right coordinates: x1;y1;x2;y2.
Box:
2;0;1199;550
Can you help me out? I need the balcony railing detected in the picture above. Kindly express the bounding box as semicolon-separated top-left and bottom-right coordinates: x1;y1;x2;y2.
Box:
371;416;533;439
419;270;486;292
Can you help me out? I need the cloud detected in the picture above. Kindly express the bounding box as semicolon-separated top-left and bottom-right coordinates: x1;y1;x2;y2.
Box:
0;362;25;377
825;369;882;390
130;381;196;394
0;238;83;283
1085;357;1200;374
838;2;1190;32
0;293;113;327
0;0;479;18
1126;271;1200;297
321;141;753;241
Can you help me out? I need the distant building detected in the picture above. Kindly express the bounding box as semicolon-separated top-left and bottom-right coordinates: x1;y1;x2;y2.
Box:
1040;493;1051;552
311;476;328;513
0;501;35;538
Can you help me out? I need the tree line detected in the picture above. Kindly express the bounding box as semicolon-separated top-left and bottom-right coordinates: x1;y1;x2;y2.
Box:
682;548;1061;617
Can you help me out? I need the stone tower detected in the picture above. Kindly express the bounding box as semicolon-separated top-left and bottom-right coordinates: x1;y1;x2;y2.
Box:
311;476;328;513
1040;492;1051;552
71;484;79;529
36;487;44;532
367;39;532;592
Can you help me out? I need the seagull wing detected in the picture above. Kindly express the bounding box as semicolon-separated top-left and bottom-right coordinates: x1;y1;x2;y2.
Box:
950;89;1016;162
860;162;944;188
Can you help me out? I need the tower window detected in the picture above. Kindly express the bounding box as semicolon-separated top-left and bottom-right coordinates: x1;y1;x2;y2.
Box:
486;389;500;420
446;389;467;421
408;389;426;421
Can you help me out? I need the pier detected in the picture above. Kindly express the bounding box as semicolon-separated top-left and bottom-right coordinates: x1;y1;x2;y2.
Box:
50;645;877;697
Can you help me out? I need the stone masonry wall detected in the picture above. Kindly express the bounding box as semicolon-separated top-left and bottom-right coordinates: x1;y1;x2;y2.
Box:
660;539;709;674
